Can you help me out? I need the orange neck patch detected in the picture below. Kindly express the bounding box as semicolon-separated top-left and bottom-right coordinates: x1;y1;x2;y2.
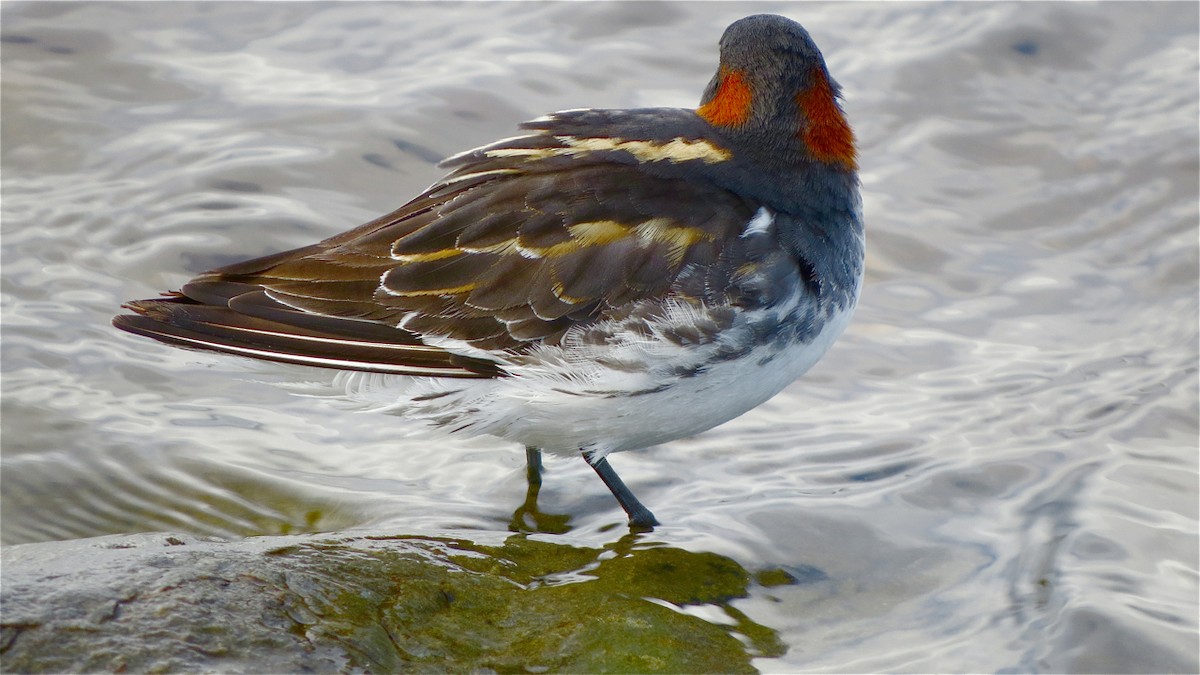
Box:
698;68;752;128
796;67;857;170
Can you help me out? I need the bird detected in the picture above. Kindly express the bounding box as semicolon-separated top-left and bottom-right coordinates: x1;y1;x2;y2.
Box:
113;14;864;530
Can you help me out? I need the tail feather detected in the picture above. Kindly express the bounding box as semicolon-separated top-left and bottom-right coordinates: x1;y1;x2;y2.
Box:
113;291;502;378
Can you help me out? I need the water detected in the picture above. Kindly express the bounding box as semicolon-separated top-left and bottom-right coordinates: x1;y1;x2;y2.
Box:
2;2;1196;671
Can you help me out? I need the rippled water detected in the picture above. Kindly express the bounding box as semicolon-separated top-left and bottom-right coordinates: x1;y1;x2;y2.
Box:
3;2;1197;672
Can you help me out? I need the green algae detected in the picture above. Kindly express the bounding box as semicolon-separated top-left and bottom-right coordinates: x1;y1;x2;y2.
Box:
280;534;786;672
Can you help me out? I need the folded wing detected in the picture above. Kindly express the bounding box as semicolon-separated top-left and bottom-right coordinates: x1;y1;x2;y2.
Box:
114;110;760;376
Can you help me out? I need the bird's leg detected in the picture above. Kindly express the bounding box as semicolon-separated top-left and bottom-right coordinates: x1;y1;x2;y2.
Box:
582;450;659;529
525;446;543;486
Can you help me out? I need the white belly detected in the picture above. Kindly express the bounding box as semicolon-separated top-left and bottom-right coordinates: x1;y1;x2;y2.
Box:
329;298;857;458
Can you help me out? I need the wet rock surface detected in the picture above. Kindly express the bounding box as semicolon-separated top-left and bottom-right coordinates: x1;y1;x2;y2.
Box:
1;531;783;673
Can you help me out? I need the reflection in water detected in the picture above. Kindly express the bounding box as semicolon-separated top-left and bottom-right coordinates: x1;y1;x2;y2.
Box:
509;447;574;535
1;439;644;542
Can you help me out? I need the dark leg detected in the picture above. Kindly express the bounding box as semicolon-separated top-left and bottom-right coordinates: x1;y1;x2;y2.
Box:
582;451;659;529
525;446;543;486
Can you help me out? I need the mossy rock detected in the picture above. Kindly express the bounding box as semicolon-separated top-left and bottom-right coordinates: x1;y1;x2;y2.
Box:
2;531;788;673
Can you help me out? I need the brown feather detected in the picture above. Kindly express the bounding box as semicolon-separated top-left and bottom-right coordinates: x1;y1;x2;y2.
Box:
117;128;760;367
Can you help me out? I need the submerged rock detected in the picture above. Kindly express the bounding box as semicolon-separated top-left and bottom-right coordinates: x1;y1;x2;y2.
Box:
1;531;785;673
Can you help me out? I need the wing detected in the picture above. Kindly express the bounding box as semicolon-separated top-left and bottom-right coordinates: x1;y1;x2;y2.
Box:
114;109;762;375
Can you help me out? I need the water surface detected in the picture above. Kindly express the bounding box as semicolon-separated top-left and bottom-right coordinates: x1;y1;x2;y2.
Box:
2;2;1197;672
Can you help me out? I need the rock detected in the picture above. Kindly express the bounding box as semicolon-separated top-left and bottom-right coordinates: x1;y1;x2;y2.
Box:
2;531;785;673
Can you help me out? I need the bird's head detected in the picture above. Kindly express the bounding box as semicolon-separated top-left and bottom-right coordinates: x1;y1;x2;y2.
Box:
698;14;856;172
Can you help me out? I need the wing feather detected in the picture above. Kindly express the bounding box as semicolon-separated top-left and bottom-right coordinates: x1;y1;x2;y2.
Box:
115;110;761;374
